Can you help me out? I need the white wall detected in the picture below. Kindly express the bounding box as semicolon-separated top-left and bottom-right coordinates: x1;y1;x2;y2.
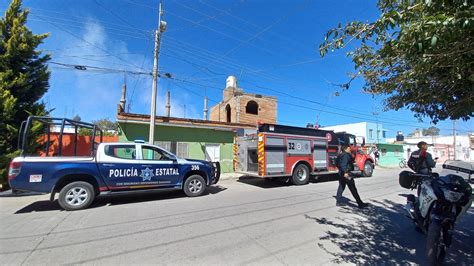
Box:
387;135;474;161
322;122;368;139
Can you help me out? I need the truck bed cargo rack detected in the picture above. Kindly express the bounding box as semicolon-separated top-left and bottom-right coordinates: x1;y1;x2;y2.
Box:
18;116;103;157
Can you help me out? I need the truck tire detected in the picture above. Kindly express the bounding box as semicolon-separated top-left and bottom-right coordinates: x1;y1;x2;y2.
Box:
362;162;373;177
58;181;95;211
291;164;310;185
427;221;446;266
183;175;206;197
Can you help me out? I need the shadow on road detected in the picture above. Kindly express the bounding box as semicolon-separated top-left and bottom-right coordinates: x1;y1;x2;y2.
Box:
305;199;474;265
14;185;227;214
237;176;291;189
237;173;341;189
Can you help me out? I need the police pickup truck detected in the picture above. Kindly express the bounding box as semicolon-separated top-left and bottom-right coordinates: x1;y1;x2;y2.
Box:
8;141;220;211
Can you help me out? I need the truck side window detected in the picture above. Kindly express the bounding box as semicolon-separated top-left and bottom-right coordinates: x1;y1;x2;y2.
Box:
142;146;172;161
104;145;136;159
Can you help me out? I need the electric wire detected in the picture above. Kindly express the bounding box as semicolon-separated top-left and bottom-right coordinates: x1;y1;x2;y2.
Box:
31;14;151;72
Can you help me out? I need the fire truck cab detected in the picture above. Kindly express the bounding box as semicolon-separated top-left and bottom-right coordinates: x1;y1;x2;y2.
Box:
234;124;374;185
334;132;374;177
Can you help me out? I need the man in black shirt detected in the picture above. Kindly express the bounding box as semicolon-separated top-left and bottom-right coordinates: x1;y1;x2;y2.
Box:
336;145;369;208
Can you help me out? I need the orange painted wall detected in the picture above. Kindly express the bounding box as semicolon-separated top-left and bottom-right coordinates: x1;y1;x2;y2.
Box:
37;133;118;157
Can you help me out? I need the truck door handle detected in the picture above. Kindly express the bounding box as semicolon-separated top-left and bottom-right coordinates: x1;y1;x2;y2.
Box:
103;163;115;167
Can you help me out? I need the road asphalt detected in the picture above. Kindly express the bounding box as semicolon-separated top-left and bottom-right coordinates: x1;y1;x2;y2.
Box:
0;168;472;265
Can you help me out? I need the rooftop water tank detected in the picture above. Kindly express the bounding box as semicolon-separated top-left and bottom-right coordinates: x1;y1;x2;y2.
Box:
226;75;237;89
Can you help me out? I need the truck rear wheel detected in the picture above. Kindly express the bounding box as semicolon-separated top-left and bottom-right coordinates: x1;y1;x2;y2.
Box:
183;175;206;197
58;181;95;211
363;162;373;177
292;164;310;185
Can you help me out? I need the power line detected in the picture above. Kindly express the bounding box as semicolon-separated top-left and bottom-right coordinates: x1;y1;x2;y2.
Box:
208;0;314;67
124;0;282;58
128;41;154;112
48;61;152;76
169;79;219;103
27;7;152;34
197;0;316;52
162;76;470;133
93;0;139;29
28;12;152;38
159;44;449;127
32;14;150;71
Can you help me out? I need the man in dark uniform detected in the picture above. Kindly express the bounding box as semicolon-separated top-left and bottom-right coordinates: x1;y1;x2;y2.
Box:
336;145;369;208
408;141;437;174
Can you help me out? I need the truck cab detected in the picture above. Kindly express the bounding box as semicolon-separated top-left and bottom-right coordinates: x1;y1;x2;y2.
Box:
335;132;374;177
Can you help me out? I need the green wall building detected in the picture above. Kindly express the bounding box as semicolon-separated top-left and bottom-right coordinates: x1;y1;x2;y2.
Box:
376;143;404;167
117;113;255;173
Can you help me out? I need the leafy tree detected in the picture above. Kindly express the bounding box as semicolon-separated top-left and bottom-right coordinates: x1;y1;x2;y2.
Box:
422;126;440;136
78;118;117;137
320;0;473;123
72;115;81;121
93;118;118;132
0;0;50;186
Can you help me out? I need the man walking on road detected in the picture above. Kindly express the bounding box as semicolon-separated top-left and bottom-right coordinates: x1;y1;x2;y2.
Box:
336;145;369;208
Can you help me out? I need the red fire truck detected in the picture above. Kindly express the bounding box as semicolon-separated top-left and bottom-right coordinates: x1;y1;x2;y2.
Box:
234;123;374;185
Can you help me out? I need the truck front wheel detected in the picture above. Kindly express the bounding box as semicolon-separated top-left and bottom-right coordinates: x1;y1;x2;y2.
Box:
183;175;206;197
58;181;95;211
363;162;373;177
292;164;310;185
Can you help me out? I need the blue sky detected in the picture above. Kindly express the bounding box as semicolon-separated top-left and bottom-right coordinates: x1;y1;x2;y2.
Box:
1;0;472;137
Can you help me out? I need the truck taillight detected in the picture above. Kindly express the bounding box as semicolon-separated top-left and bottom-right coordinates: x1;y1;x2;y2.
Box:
8;161;22;180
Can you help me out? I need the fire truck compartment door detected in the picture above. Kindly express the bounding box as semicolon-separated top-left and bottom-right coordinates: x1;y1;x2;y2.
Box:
237;137;257;172
265;137;285;175
313;140;327;169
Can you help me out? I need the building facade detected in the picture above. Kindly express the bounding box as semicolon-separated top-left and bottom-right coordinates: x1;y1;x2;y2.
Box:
117;113;255;173
375;143;404;167
209;76;277;125
321;122;387;144
387;134;474;162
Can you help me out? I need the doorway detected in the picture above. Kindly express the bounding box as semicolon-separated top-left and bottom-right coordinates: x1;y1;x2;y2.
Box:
205;144;220;162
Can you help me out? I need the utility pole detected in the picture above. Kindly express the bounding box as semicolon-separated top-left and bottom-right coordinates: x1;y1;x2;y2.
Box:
149;0;167;144
373;111;380;144
453;120;456;160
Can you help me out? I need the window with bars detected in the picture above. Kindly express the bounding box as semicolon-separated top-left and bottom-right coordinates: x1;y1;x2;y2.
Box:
155;141;171;152
154;141;189;158
177;142;189;158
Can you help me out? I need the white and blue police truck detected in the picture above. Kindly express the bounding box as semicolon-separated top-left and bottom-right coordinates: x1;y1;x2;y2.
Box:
8;117;220;211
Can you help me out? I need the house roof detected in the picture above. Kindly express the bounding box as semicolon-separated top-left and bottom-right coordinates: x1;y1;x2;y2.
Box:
117;112;256;130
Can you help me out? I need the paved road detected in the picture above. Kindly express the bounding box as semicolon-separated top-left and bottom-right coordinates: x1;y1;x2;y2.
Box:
0;168;472;265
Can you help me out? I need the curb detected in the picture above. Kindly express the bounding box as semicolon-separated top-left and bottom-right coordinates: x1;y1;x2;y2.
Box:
219;173;244;181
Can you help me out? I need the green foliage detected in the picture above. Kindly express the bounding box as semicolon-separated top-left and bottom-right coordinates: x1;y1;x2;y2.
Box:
320;0;473;123
422;126;440;136
0;0;50;186
77;118;118;137
93;118;118;132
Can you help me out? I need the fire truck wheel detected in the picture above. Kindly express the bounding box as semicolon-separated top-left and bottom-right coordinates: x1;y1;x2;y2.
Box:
363;162;373;177
292;164;310;185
